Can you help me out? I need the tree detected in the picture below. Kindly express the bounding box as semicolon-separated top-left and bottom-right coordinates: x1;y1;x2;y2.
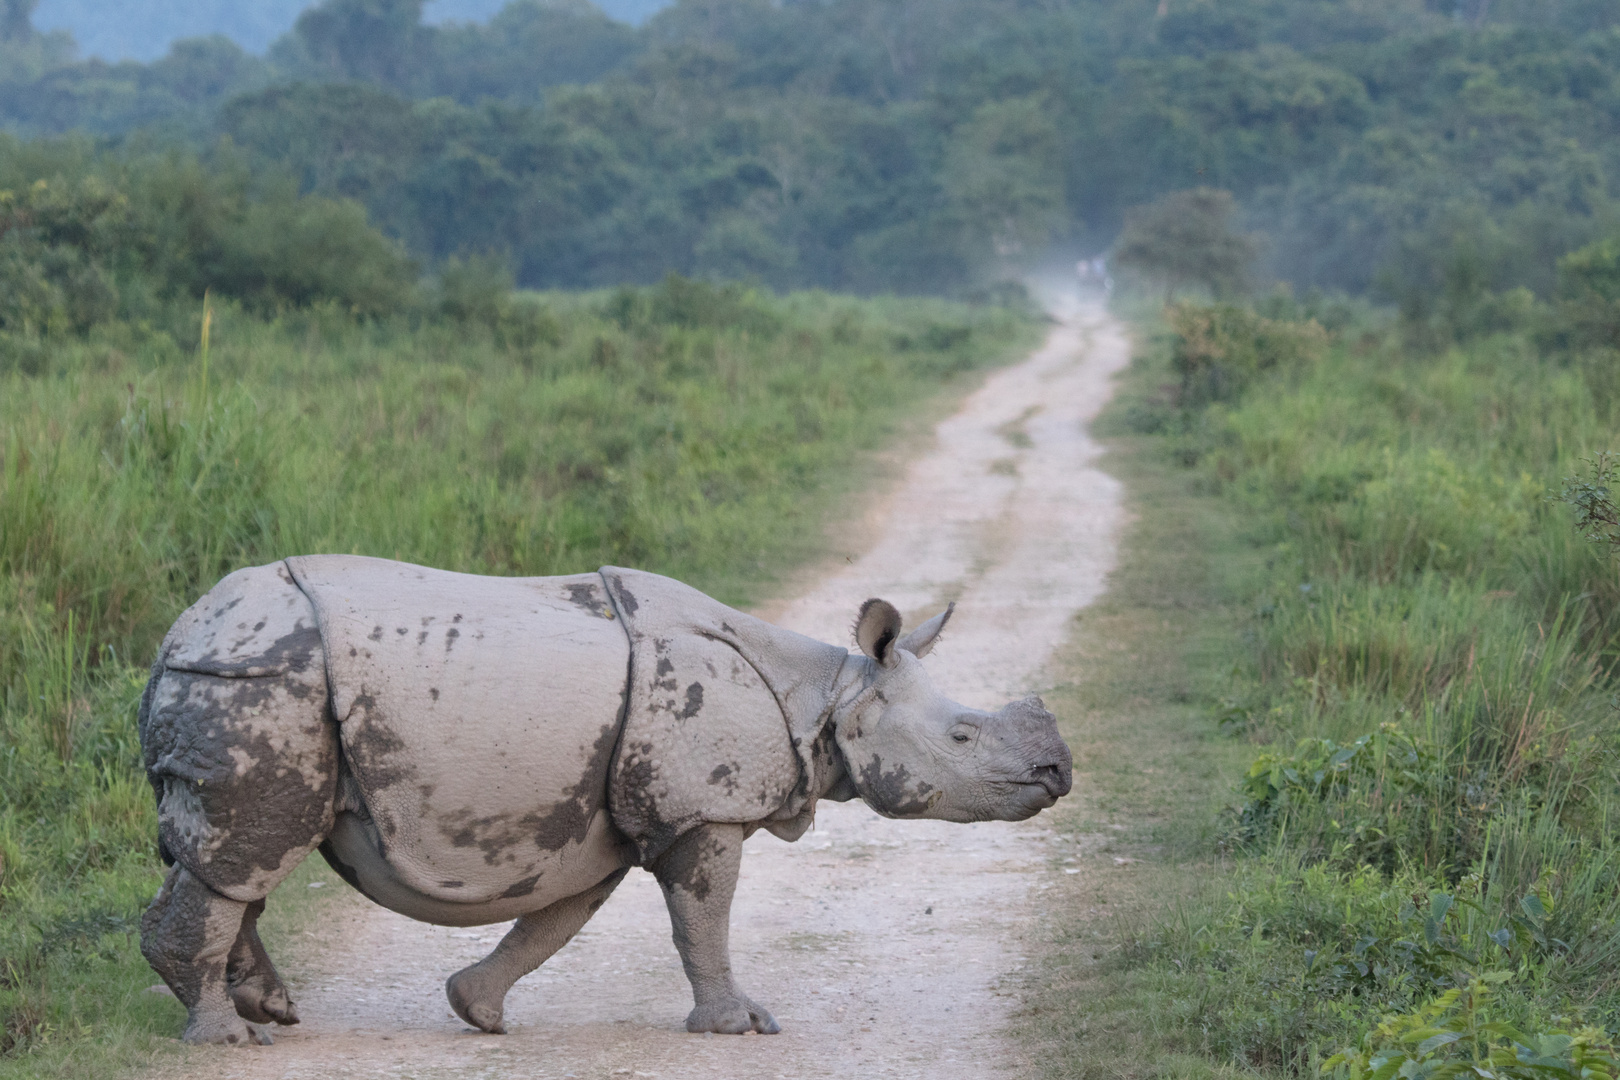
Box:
1556;236;1620;351
274;0;428;90
1112;187;1260;300
1;0;34;42
940;95;1066;272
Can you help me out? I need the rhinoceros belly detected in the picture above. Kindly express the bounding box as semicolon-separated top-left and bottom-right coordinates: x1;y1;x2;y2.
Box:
286;556;634;908
321;795;628;926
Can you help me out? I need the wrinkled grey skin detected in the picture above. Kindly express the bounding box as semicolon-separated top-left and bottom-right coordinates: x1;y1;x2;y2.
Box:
138;557;1072;1046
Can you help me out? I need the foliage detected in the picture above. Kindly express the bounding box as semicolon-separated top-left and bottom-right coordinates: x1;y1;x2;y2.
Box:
0;135;417;333
1557;239;1620;352
1324;973;1620;1080
0;283;1036;1071
0;175;125;335
1233;723;1445;870
1555;452;1620;561
3;0;1617;296
1114;188;1261;300
1166;300;1326;407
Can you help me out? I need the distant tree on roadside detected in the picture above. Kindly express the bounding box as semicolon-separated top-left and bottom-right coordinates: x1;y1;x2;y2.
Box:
1112;187;1260;301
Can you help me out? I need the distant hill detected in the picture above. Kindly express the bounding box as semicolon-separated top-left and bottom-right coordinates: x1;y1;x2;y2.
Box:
29;0;667;60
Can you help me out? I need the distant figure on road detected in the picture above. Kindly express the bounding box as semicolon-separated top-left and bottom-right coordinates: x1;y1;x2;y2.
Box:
1077;257;1113;296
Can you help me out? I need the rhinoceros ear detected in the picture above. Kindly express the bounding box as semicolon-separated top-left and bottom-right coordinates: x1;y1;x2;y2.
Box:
855;598;904;668
897;601;953;659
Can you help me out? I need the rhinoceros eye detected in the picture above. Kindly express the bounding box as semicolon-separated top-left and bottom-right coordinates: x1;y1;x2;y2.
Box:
949;723;977;745
951;733;970;743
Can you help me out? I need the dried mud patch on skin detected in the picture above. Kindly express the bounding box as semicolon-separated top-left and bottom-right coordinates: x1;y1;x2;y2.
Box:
145;670;337;897
565;582;615;620
855;755;937;817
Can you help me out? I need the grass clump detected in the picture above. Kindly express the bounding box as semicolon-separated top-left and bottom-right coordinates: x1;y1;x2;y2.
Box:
0;277;1038;1076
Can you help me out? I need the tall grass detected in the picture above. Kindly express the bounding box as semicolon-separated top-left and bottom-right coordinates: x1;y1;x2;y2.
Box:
1097;297;1620;1071
0;278;1038;1071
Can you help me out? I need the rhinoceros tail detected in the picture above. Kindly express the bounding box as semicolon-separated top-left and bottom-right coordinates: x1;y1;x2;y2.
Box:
136;651;177;867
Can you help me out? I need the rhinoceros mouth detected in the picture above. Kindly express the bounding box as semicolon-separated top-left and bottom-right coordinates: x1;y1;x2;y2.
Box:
999;787;1057;821
1004;780;1061;815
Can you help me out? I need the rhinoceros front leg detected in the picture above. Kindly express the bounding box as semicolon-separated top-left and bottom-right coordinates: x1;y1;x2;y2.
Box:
651;823;779;1035
445;868;630;1034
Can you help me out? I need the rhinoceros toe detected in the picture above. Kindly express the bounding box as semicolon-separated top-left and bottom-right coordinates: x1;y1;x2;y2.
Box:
230;979;299;1026
685;995;779;1035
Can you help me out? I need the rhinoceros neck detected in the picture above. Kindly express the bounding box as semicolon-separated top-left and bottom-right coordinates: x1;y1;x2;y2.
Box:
828;653;877;711
811;654;879;803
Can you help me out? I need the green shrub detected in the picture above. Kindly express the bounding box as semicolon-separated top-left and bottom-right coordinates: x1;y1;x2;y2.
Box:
1167;301;1327;407
0;177;126;336
1325;973;1620;1080
210;192;417;315
1233;723;1446;872
603;273;784;337
0;137;418;328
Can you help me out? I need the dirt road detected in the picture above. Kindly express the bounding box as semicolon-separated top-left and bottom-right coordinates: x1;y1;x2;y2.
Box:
173;292;1129;1080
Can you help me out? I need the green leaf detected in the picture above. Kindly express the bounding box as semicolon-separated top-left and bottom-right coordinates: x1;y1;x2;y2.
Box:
1520;893;1548;926
1405;1027;1451;1045
1418;1032;1464;1056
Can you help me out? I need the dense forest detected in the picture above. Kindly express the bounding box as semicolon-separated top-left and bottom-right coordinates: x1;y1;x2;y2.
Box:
2;0;1617;297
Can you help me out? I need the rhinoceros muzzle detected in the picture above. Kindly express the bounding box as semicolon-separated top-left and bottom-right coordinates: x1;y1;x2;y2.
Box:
1029;760;1072;799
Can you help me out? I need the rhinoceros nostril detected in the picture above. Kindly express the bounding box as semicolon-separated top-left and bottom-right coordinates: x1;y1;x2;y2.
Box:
1029;763;1071;797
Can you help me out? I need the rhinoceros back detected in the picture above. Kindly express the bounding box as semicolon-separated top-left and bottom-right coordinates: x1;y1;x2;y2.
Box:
286;555;630;905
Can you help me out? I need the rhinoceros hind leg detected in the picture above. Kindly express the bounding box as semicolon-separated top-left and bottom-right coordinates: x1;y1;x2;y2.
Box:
651;824;780;1036
446;867;630;1034
141;866;271;1046
226;898;299;1026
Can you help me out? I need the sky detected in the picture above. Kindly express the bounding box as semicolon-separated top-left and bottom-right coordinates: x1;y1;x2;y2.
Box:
30;0;670;63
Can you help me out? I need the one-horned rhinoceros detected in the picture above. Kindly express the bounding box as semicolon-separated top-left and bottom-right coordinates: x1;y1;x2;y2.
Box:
137;555;1072;1045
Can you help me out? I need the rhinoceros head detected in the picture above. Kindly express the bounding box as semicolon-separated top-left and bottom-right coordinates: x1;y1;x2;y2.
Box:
831;599;1073;823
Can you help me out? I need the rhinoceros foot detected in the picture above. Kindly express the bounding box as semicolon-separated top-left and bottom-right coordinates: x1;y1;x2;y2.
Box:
183;1011;273;1046
226;898;301;1026
446;969;507;1034
229;977;299;1027
685;994;780;1035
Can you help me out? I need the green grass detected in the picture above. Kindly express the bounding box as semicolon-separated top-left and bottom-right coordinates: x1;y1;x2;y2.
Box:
1016;328;1272;1080
1026;297;1620;1078
0;277;1040;1076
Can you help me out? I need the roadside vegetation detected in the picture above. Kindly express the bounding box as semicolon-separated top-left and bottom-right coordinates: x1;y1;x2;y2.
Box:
0;178;1036;1071
1030;240;1620;1077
